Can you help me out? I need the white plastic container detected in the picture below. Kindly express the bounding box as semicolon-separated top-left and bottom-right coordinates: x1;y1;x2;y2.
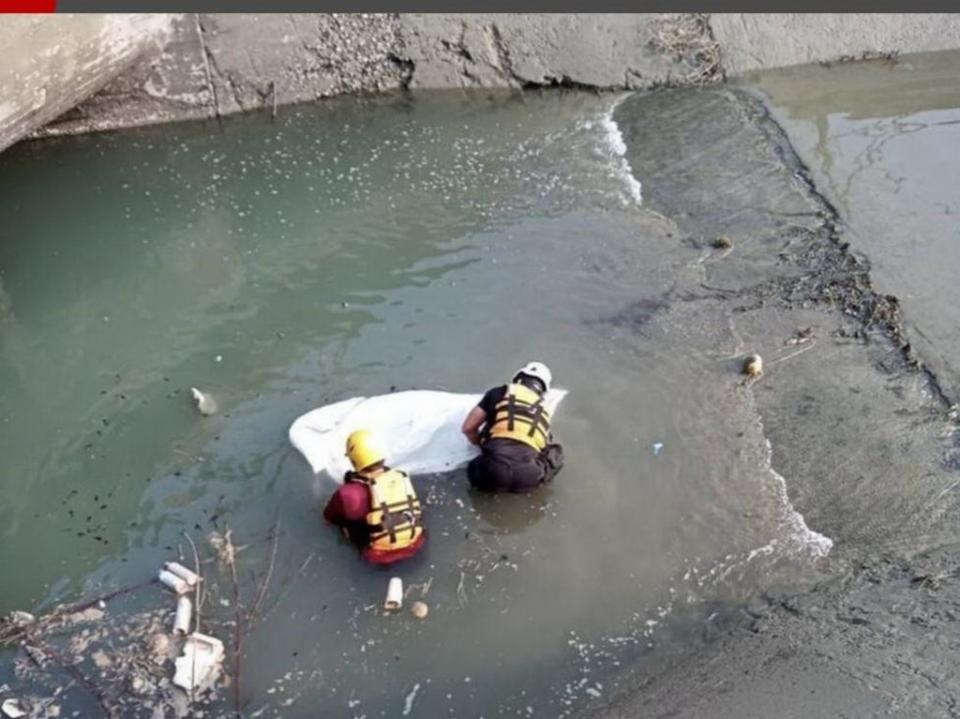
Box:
164;561;201;587
384;577;403;611
173;596;193;635
173;632;225;693
158;569;190;595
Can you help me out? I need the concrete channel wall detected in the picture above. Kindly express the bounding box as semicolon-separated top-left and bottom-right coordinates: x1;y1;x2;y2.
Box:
3;13;960;152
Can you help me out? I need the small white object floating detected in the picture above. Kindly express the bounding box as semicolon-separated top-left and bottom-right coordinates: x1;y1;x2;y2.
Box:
384;577;403;611
2;698;27;719
164;561;201;587
190;387;218;416
173;632;225;694
173;596;193;636
6;611;35;626
158;569;190;595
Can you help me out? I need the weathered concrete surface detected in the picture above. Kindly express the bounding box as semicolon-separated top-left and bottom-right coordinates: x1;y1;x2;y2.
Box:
5;13;960;150
40;13;691;139
713;13;960;75
43;13;410;136
398;14;682;90
0;14;175;153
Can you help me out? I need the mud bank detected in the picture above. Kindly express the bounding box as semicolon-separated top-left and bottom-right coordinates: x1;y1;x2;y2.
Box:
585;85;960;717
5;14;960;151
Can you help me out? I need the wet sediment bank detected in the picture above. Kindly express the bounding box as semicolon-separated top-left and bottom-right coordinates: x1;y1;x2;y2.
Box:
590;82;960;717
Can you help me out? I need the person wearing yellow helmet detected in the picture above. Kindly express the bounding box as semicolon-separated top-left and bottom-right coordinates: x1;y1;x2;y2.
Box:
323;429;426;565
461;362;564;493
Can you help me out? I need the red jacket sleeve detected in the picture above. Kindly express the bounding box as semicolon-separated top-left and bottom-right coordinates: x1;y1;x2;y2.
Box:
323;483;369;524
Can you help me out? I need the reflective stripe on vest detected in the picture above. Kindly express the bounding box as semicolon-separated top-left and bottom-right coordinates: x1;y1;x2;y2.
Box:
363;468;423;552
484;383;551;452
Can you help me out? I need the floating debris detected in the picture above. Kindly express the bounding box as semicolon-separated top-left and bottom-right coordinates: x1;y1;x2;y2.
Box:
742;354;763;378
1;698;27;719
785;327;815;346
5;611;34;626
173;632;225;694
402;682;421;716
190;388;218;416
157;569;190;595
164;561;201;587
410;601;429;620
173;596;192;636
711;235;733;250
208;530;237;566
385;577;403;611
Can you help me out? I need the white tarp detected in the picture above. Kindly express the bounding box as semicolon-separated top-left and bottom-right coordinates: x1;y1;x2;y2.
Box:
289;389;568;482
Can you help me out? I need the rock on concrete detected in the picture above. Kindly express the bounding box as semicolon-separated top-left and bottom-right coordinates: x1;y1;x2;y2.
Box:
0;14;176;152
712;13;960;75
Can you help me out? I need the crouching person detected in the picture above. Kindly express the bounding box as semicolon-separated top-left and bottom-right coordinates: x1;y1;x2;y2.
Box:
323;429;425;565
462;361;565;493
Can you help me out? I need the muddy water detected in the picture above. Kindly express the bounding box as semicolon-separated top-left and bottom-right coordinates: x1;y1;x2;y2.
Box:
746;50;960;403
0;92;831;716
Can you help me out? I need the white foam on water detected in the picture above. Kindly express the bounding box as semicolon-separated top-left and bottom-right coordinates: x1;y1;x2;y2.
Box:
761;436;834;558
597;95;643;206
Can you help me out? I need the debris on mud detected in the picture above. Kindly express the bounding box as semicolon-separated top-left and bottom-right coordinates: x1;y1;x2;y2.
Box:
785;327;814;346
0;525;308;718
742;354;763;378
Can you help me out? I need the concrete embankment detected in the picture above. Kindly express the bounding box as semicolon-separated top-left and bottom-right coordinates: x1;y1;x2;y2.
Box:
4;13;960;152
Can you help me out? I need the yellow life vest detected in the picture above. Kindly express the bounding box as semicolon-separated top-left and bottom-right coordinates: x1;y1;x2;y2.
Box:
363;468;423;552
484;383;551;452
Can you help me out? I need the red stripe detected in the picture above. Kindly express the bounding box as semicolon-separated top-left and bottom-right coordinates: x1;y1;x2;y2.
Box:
1;0;56;11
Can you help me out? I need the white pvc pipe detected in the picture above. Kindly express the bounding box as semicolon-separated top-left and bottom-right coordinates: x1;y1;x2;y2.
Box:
384;577;403;611
164;561;201;587
158;569;190;595
173;595;192;635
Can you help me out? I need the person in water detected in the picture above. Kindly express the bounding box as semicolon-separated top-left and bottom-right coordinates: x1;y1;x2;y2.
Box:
461;362;565;493
323;429;425;565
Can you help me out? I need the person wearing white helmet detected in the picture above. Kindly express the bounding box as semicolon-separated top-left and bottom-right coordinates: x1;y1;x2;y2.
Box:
461;362;564;493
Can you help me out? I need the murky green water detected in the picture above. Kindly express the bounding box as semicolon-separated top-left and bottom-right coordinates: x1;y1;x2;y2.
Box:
1;91;834;717
747;50;960;403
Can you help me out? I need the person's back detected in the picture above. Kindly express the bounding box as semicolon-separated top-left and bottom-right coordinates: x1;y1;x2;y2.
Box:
462;362;564;493
323;429;426;564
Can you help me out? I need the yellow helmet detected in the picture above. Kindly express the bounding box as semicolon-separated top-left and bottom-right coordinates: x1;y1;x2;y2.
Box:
345;429;386;471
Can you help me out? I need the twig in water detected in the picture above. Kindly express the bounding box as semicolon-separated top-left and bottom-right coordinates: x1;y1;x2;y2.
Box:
1;580;154;646
182;531;204;634
247;522;280;624
260;553;315;623
218;528;243;719
456;571;467;607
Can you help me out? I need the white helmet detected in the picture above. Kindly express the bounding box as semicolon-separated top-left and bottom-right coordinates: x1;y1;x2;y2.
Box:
513;361;552;392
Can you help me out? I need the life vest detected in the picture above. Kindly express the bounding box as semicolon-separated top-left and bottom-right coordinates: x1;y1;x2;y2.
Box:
484;383;551;452
362;468;423;552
